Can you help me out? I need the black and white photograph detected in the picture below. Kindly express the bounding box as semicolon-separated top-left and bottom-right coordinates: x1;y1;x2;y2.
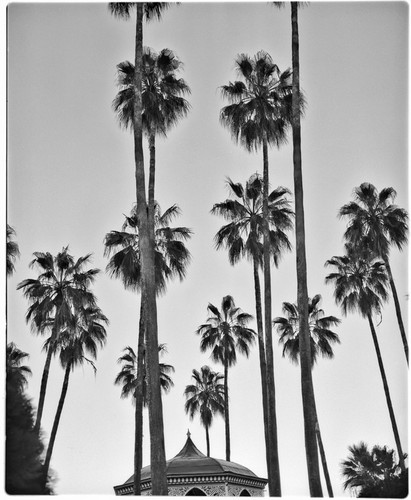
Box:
6;1;408;496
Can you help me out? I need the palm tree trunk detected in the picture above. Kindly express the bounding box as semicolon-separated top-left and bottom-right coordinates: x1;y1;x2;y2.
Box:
133;6;167;495
262;138;281;496
43;361;71;484
205;424;210;457
367;313;405;471
291;3;322;496
148;132;156;236
383;256;408;365
252;258;272;480
133;298;146;495
223;360;230;461
34;341;54;434
315;420;333;497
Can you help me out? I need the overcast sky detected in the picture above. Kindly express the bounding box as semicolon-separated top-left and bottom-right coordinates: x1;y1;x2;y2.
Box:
6;1;408;497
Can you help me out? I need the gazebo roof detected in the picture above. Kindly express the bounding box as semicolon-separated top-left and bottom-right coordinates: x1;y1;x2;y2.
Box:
121;432;267;486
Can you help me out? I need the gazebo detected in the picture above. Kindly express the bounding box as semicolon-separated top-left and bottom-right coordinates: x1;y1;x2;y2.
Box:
113;431;267;496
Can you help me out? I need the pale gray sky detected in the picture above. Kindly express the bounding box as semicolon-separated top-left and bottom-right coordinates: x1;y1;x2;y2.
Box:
6;2;408;496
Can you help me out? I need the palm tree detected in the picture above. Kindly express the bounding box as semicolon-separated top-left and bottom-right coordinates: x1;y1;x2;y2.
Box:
115;343;175;404
104;202;190;494
6;343;32;392
42;305;108;483
7;224;20;276
341;442;408;498
17;247;99;433
325;248;405;471
184;366;225;457
211;173;293;474
109;4;171;493
220;51;293;495
339;183;408;364
113;48;190;216
196;295;255;462
273;294;341;496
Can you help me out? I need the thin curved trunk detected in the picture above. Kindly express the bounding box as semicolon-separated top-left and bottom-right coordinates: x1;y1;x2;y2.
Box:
291;3;322;496
133;298;146;495
262;138;281;496
133;6;167;495
367;313;405;471
383;256;408;365
205;424;210;457
43;360;71;483
223;360;230;461
315;420;333;497
252;257;271;477
34;338;54;433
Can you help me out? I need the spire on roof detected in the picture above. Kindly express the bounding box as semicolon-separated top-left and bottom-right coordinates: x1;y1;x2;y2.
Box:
187;429;191;438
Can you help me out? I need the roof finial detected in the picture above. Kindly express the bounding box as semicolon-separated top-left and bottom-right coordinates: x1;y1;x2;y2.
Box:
187;429;191;438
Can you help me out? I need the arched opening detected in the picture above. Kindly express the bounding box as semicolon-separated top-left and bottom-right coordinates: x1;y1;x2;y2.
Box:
239;489;251;496
186;487;207;496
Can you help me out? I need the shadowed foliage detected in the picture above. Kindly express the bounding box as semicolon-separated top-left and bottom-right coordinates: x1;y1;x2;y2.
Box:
7;224;20;276
341;442;408;498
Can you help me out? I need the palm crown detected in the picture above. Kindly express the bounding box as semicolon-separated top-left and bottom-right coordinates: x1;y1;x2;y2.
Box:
104;203;192;295
220;51;294;151
6;224;20;276
196;295;256;367
6;343;32;392
273;294;340;367
113;48;190;136
109;3;170;22
115;344;174;405
339;183;408;259
325;247;389;319
17;248;99;338
212;173;294;268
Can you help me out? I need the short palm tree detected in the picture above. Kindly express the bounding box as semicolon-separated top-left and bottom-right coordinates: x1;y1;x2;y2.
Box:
211;173;293;471
273;294;341;496
196;295;255;461
220;51;293;495
115;343;175;405
6;343;32;393
104;202;190;495
339;183;408;364
341;442;408;498
325;247;405;471
17;248;99;433
109;4;172;493
42;305;108;483
184;366;225;457
7;225;20;276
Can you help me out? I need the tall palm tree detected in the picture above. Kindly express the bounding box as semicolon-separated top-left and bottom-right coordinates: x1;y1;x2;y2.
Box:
339;183;408;364
196;295;255;462
7;224;20;276
104;202;190;494
184;366;225;457
17;247;99;433
211;173;293;474
6;343;32;393
341;442;408;498
115;344;175;405
109;4;171;493
42;306;108;483
220;51;293;495
325;248;406;471
273;294;341;496
113;48;190;216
